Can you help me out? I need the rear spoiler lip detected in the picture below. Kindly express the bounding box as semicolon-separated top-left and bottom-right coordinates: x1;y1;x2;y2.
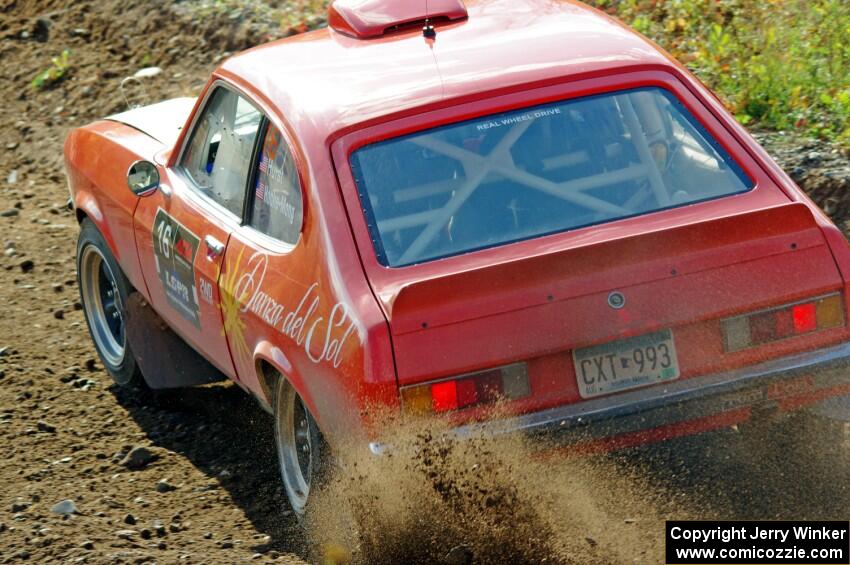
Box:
385;201;826;335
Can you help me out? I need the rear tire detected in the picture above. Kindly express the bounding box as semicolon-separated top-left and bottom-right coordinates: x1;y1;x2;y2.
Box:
273;376;324;519
77;219;143;387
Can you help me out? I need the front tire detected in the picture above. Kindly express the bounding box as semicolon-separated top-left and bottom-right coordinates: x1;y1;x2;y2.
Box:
274;377;323;518
77;219;142;387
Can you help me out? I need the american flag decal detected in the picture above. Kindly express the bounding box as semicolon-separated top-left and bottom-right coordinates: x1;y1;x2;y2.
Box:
259;155;269;174
256;181;266;201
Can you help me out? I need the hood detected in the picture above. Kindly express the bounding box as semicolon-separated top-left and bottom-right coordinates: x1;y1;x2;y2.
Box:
107;97;197;148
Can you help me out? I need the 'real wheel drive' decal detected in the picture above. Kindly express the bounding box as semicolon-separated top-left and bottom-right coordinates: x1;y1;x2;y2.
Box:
152;208;201;328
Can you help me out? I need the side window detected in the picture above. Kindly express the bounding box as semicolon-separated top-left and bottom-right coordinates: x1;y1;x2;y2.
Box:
250;124;303;244
181;88;262;216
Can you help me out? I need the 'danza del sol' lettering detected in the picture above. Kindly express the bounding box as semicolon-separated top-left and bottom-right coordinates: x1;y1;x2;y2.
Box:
235;251;357;367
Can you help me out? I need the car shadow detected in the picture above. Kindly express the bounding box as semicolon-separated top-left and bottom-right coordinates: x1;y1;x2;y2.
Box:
110;381;307;558
612;416;850;520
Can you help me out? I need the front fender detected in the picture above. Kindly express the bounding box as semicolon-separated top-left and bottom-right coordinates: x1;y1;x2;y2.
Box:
73;188;109;242
65;123;164;299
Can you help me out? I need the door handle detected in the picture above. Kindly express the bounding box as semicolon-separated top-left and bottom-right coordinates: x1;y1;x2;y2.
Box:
204;235;225;257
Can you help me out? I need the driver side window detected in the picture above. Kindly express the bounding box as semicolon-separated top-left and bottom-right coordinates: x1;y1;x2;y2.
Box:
181;87;262;216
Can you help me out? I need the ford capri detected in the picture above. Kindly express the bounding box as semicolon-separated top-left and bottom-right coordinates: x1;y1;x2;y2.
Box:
64;0;850;516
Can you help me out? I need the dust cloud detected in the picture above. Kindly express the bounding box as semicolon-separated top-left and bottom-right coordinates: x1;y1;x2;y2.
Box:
304;402;850;565
306;413;689;565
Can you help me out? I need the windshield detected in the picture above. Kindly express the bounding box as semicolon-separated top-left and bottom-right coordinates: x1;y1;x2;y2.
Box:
350;87;754;267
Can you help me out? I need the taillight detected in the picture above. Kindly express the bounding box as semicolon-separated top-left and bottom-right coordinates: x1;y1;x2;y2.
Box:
400;363;531;415
722;293;845;352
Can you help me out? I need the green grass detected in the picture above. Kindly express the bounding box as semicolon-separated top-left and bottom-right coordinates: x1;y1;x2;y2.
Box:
587;0;850;145
32;49;72;90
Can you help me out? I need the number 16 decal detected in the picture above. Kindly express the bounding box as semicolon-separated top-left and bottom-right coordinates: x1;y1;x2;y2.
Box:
152;208;202;328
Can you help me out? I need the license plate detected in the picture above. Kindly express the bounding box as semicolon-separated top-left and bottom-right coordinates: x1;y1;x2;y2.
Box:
573;329;680;399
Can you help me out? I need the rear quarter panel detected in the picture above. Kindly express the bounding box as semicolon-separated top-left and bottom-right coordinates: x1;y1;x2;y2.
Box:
64;121;165;299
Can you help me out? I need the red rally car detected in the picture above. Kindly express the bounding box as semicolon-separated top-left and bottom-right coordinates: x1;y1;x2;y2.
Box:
65;0;850;515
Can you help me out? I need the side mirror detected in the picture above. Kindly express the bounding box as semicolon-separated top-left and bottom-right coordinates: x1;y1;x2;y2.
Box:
127;160;160;196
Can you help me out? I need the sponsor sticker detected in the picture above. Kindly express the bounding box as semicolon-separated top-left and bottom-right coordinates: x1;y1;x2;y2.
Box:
219;249;358;368
475;107;562;132
152;208;201;328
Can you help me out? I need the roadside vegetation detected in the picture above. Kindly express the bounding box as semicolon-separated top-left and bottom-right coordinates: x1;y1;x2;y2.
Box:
31;48;72;90
589;0;850;146
183;0;850;146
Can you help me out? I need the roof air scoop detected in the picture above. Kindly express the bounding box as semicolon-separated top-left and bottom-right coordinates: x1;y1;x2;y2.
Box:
328;0;468;39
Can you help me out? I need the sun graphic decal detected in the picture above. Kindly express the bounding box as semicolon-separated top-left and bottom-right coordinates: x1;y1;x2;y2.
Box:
218;247;251;365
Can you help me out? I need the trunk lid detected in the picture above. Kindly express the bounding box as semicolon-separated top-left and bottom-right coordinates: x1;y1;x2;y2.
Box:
378;202;843;385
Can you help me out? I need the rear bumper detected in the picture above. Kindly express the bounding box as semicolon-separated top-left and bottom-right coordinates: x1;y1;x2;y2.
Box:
373;341;850;454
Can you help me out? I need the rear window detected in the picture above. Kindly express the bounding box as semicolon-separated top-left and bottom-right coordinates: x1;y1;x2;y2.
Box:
350;87;753;267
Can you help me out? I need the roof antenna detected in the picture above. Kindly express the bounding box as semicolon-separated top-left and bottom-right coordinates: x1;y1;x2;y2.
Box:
423;0;436;38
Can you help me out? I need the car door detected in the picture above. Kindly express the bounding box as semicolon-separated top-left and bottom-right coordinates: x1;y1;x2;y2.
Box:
217;120;317;392
133;85;264;378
